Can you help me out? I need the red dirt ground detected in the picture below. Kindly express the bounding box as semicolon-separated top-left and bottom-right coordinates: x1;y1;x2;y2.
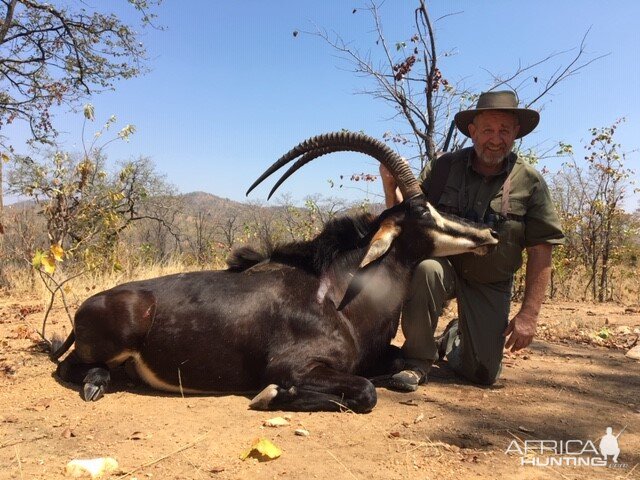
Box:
1;297;639;480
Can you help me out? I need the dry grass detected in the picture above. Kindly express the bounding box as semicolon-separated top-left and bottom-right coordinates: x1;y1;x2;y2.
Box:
0;255;225;328
512;263;640;305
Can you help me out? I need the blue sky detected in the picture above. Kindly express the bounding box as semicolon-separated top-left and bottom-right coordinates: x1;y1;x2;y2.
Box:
4;1;640;210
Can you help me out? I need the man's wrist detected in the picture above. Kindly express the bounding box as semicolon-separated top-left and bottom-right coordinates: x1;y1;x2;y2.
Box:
517;306;539;322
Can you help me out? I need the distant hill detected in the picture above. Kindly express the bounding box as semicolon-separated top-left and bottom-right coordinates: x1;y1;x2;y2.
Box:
179;191;249;212
176;191;286;225
5;191;381;223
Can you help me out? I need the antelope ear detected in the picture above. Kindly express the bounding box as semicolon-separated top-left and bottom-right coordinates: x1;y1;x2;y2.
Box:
359;216;402;268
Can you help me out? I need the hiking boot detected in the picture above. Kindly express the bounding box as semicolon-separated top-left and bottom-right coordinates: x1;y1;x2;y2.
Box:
388;366;429;392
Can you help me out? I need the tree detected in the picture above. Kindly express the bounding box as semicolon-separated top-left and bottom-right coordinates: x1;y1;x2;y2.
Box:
0;0;160;143
277;193;348;242
550;120;638;301
216;212;241;253
313;1;603;171
7;108;175;272
179;209;217;264
0;0;161;234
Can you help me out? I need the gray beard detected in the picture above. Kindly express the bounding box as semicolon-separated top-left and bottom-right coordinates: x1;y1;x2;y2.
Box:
474;144;513;167
475;150;504;166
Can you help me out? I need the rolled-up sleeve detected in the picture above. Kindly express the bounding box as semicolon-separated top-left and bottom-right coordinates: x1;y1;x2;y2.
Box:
524;176;565;247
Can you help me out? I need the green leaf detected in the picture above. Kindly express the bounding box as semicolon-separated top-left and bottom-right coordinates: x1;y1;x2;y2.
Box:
32;248;59;274
32;249;45;269
41;255;56;274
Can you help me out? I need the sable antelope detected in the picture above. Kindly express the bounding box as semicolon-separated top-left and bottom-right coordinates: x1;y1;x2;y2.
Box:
51;132;497;412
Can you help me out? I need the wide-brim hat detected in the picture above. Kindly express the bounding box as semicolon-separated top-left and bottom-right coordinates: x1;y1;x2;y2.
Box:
454;90;540;139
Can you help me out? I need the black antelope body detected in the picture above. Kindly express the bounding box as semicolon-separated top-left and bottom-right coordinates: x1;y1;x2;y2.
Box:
51;132;498;412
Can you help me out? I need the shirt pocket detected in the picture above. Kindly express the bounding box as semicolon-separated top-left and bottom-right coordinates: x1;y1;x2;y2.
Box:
489;196;526;249
489;196;527;217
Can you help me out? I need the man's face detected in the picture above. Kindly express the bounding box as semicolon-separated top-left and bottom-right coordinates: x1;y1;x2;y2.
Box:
468;111;520;166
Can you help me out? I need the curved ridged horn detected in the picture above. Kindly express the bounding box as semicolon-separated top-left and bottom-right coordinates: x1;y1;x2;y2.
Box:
245;132;423;200
266;146;343;200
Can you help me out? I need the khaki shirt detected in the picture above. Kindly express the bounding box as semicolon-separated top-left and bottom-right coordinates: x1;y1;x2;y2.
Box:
419;147;564;284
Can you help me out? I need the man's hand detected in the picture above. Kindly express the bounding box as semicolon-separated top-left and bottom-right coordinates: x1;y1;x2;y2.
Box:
379;165;403;207
503;311;538;352
503;243;553;353
379;165;396;187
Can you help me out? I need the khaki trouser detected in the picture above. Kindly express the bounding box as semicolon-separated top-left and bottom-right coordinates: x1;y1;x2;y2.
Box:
400;258;512;385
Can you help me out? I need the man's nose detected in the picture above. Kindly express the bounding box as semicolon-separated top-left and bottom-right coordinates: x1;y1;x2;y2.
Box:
488;134;504;145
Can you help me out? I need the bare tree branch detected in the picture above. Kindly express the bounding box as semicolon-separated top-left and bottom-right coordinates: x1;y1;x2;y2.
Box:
0;0;161;145
310;2;604;174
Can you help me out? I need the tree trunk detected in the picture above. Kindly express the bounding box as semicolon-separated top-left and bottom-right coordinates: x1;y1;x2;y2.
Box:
599;237;611;302
598;261;607;302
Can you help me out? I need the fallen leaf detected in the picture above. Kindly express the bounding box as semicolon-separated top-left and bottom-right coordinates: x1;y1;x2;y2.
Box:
263;416;289;427
13;325;32;339
65;457;118;478
1;363;16;376
29;397;53;412
240;438;281;461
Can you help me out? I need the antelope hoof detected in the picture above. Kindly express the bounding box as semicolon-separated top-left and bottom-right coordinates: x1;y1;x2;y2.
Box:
82;368;110;402
83;383;105;402
249;384;279;410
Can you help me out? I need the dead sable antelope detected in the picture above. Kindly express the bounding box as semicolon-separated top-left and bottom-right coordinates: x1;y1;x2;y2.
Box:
51;132;498;412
